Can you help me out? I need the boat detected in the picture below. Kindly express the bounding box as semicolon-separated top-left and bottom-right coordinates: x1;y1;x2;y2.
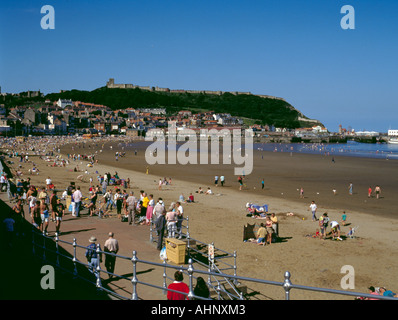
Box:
388;137;398;144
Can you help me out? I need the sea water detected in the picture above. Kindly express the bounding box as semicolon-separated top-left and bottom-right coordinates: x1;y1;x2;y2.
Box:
254;141;398;160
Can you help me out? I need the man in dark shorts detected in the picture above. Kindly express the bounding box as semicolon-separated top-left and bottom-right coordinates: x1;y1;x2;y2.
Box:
12;199;25;236
31;201;41;230
54;199;65;236
50;190;58;222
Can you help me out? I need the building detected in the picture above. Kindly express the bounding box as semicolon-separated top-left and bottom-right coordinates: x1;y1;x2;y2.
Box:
57;98;73;109
388;130;398;137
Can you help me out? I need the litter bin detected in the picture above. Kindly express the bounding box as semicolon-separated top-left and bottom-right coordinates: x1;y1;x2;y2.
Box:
165;238;186;264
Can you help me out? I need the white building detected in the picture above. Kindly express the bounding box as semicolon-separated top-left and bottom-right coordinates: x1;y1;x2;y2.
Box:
388;130;398;137
356;131;380;137
56;98;73;109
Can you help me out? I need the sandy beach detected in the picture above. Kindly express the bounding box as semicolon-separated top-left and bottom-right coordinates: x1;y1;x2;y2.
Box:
2;136;398;300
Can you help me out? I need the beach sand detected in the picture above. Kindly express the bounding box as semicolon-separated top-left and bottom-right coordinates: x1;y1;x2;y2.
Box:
4;137;398;300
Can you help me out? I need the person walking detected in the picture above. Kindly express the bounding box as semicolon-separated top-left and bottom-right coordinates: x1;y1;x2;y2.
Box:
309;200;317;221
374;185;381;199
3;212;15;248
104;189;113;211
348;182;353;195
73;187;82;217
49;190;58;222
104;232;119;279
12;199;25;237
166;203;177;238
85;236;102;277
114;189;123;220
54;198;65;236
126;191;137;225
176;201;184;239
155;209;167;250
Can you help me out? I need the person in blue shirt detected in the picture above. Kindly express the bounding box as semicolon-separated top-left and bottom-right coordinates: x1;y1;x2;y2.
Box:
85;236;102;276
379;287;397;298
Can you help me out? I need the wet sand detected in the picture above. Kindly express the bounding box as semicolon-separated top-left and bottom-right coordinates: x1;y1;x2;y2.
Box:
63;140;398;219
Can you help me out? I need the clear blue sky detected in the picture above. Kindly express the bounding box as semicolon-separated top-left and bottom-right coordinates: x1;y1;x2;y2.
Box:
1;0;397;132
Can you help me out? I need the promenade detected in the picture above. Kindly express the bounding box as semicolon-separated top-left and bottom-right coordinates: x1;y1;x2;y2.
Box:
0;192;168;300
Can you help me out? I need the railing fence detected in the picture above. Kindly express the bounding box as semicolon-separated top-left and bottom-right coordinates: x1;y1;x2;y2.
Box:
31;221;397;301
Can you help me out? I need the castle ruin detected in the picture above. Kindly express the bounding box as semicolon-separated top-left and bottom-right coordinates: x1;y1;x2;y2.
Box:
106;78;286;102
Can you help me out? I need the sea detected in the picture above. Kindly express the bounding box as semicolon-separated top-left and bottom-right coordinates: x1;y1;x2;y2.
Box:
125;139;398;161
254;141;398;160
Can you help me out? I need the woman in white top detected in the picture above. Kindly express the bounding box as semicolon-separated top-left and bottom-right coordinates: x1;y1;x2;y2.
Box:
166;203;177;238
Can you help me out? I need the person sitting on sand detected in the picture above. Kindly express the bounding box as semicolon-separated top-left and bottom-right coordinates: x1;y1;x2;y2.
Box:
187;193;194;203
256;223;267;245
205;187;213;195
305;228;321;239
196;187;203;194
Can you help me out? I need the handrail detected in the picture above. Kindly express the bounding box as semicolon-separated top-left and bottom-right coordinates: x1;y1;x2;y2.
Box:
31;228;397;300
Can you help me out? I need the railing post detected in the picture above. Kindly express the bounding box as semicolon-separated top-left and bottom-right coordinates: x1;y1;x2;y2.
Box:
283;271;292;300
233;250;238;285
162;259;167;295
55;234;60;268
149;218;153;243
187;258;194;300
72;238;78;278
207;242;214;288
96;244;102;289
42;234;46;261
131;250;138;300
186;216;190;258
186;216;190;244
32;227;36;256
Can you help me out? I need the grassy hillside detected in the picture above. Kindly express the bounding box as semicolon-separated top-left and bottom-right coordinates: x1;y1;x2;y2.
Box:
45;87;313;128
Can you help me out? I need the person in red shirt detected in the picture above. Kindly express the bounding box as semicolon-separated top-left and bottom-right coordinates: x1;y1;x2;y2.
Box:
167;271;189;300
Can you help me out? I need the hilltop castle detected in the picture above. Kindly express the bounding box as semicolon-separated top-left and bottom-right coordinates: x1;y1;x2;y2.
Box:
106;78;286;102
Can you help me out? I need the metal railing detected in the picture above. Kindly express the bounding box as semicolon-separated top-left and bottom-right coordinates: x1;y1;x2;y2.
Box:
149;216;242;299
31;226;397;301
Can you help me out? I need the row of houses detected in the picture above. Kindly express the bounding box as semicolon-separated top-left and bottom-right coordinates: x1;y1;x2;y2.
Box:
0;98;247;136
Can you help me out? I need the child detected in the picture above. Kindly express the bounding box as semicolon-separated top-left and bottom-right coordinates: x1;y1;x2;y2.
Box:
341;211;347;226
346;227;354;238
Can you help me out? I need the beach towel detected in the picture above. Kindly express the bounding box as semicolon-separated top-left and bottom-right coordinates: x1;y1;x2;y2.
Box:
246;203;268;213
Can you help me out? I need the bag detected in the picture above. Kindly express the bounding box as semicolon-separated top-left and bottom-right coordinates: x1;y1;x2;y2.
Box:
160;246;167;260
121;215;128;222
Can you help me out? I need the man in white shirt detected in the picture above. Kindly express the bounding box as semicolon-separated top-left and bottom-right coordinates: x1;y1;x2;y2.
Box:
104;232;119;278
0;174;6;192
309;201;317;221
330;221;342;240
73;187;82;217
45;177;52;190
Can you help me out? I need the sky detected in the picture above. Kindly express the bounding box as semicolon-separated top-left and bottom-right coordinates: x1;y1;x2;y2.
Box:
0;0;397;132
